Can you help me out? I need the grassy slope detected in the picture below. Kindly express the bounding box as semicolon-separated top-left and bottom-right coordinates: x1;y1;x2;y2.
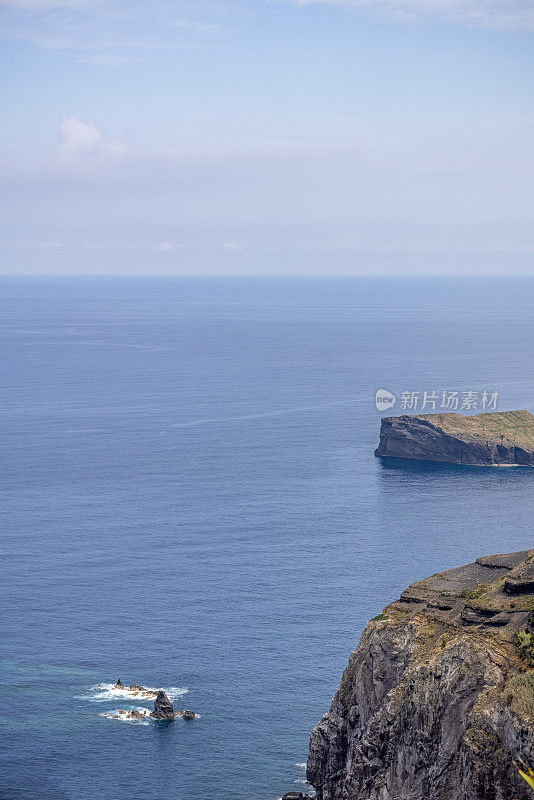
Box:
414;410;534;447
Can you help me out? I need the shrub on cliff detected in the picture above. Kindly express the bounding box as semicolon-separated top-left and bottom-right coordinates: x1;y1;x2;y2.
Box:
514;631;534;666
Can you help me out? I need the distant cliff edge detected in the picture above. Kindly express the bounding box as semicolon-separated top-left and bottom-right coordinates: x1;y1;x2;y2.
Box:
375;410;534;466
307;549;534;800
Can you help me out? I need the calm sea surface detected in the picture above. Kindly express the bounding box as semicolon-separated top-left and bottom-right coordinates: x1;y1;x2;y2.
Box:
1;276;534;800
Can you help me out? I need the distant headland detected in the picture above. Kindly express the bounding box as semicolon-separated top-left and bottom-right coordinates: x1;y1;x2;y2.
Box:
375;410;534;466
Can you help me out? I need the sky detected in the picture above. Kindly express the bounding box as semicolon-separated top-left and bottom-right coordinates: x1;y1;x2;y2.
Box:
1;0;534;275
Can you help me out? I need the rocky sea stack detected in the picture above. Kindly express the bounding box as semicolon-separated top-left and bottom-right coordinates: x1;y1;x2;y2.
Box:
307;549;534;800
375;410;534;466
150;690;177;719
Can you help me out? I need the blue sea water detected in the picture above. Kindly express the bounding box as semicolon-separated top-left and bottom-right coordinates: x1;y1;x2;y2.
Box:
1;276;534;800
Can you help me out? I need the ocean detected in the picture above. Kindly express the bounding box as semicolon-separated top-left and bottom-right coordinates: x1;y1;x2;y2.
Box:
1;276;534;800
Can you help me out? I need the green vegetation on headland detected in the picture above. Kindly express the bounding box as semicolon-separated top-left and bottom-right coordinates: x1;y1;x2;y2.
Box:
416;410;534;448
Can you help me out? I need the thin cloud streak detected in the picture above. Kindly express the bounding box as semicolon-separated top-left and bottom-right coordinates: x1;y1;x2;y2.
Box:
3;0;534;66
289;0;534;31
0;0;232;62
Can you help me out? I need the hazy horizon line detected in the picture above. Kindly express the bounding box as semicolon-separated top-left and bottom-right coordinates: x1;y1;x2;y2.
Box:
2;272;534;279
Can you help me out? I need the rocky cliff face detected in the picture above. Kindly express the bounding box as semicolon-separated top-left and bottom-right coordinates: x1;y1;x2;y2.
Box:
374;410;534;466
308;550;534;800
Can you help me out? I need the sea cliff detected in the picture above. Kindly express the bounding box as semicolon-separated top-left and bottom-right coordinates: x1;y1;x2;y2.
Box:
375;410;534;466
307;550;534;800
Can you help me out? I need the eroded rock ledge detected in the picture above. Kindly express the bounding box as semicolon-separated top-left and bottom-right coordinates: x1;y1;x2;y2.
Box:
374;410;534;466
307;550;534;800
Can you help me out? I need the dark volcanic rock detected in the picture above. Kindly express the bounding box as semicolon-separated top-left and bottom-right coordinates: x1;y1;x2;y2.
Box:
150;690;177;720
307;549;534;800
181;709;195;720
374;410;534;466
126;709;145;720
505;578;534;595
113;678;124;689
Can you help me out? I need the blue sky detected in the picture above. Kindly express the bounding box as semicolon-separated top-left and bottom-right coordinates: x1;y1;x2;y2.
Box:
2;0;534;274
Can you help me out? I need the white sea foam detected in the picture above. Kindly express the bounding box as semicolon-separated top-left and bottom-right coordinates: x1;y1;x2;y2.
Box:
76;682;188;703
64;429;100;434
166;686;190;701
295;763;307;769
99;707;151;725
98;706;200;725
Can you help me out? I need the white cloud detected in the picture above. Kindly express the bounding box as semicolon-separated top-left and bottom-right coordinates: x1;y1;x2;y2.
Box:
57;117;125;157
155;241;181;252
36;240;63;249
82;241;137;250
221;242;244;251
290;0;534;31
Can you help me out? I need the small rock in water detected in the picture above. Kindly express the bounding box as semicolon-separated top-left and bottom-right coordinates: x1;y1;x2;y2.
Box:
282;793;310;800
150;690;177;720
181;709;195;720
126;709;145;720
113;678;124;689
